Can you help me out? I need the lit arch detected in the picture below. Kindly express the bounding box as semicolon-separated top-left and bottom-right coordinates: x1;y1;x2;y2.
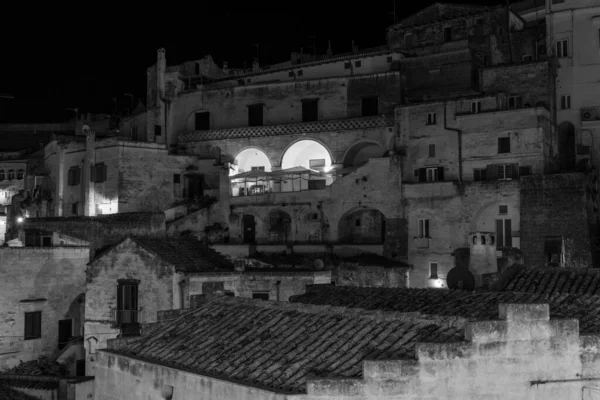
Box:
231;147;272;176
281;139;332;170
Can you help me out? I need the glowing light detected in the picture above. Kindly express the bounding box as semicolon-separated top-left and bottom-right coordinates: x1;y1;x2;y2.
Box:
427;278;446;289
281;140;332;170
231;148;272;176
16;217;23;223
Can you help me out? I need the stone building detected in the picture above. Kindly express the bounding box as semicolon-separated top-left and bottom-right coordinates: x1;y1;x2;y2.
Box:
0;246;89;373
83;236;330;376
92;290;600;399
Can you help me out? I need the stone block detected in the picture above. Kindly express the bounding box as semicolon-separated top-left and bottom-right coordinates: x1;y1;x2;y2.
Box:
498;303;549;322
306;377;364;396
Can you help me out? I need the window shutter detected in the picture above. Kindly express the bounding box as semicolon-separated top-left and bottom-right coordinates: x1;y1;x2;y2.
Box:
496;219;504;247
414;169;419;178
24;313;31;337
102;164;108;182
34;313;41;337
425;220;430;238
486;164;498;181
90;166;96;183
504;164;513;179
504;219;512;247
511;164;519;180
68;169;73;185
437;166;444;181
418;168;426;182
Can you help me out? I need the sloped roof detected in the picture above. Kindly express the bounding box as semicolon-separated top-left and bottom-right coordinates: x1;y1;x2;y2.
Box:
289;286;600;335
105;296;463;394
0;385;42;400
494;264;600;296
0;378;58;391
131;236;233;273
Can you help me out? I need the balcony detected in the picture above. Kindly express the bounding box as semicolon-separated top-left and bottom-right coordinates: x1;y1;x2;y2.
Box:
111;309;141;337
178;115;393;142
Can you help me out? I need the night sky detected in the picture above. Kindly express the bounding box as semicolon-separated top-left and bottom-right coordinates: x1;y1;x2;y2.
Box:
0;1;505;123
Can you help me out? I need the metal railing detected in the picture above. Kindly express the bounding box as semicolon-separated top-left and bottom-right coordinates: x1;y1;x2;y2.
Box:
111;309;141;327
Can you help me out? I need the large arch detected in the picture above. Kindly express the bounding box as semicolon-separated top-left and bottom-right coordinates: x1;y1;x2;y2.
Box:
342;140;387;168
231;147;273;176
337;207;386;244
281;139;333;170
558;121;576;172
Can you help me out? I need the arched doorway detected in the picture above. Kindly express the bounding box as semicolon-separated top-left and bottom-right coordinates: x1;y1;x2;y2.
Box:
338;208;386;244
558;121;576;172
231;148;272;176
281;139;332;170
268;210;292;243
342;141;386;168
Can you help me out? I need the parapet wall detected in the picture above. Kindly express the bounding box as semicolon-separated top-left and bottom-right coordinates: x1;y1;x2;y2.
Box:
305;303;595;400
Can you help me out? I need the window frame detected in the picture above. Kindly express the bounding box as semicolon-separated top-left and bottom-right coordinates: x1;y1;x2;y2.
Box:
498;137;511;154
428;144;436;158
560;94;571;110
24;311;42;340
555;39;569;58
418;218;430;238
471;101;481;114
429;262;439;279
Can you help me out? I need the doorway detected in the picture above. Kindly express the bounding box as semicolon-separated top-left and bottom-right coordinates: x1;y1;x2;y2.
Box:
58;319;72;350
243;215;256;244
186;175;204;200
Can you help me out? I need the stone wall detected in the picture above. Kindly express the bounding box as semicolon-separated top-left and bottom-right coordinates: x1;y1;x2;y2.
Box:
84;238;176;377
334;263;408;287
305;303;587;400
403;180;520;287
520;173;593;268
0;247;88;370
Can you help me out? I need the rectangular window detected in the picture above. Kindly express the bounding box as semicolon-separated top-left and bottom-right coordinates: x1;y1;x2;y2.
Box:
418;219;430;238
297;70;303;76
429;262;438;279
309;159;325;168
248;104;264;126
426;167;438;182
560;95;571;110
154;125;162;136
116;281;139;326
496;219;512;247
354;60;362;68
355;218;361;227
194;112;210;130
499;205;508;215
497;164;514;180
426;112;437;125
443;27;452;42
428;144;436;158
344;62;351;69
72;202;78;216
404;33;415;48
498;137;511;154
474;168;487;181
252;292;270;300
386;56;393;63
173;174;181;184
545;236;564;264
361;96;379;116
308;179;326;190
288;71;295;77
24;311;41;340
251;166;265;171
471;101;481;114
90;163;107;183
302;99;319;122
508;96;523;109
556;39;568;58
522;54;533;61
68;166;81;186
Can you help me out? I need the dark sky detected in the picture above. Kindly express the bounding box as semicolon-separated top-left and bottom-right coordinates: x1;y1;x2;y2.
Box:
0;1;505;123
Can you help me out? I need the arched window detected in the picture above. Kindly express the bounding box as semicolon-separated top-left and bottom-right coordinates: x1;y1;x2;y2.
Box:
7;169;14;180
0;170;4;181
17;169;24;180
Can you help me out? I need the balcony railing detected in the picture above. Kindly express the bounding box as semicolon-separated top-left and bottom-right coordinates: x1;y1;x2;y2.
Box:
179;115;393;142
111;309;140;326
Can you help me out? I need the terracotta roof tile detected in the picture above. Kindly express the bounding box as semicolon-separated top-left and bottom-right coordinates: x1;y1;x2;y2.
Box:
106;297;463;394
178;115;393;142
289;285;600;335
0;379;57;391
131;236;233;272
0;385;42;400
496;265;600;296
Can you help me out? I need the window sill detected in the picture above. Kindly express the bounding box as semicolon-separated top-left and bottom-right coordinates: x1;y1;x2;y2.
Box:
24;337;41;341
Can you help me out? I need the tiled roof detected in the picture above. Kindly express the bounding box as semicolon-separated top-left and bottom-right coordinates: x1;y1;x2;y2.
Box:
0;385;42;400
106;297;463;394
341;254;410;268
289;286;600;335
0;378;58;390
494;265;600;296
132;236;233;273
178;115;393;142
